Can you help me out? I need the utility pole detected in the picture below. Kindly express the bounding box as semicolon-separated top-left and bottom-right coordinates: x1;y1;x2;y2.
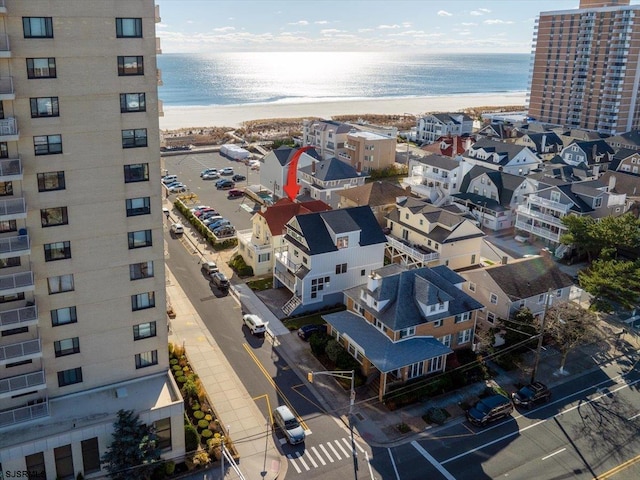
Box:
531;288;553;384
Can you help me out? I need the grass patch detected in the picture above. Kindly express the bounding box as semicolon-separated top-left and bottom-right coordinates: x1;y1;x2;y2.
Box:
283;313;327;330
246;278;273;291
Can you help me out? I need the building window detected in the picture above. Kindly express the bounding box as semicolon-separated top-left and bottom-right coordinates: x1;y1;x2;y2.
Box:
457;328;472;345
550;191;561;203
57;367;82;387
40;206;68;227
23;17;53;38
258;252;270;263
135;350;158;369
130;261;154;280
0;256;20;268
155;418;172;451
118;56;144;76
54;444;74;480
44;241;71;261
120;93;146;113
428;355;444;373
336;236;349;249
133;321;157;340
1;326;27;337
25;452;46;479
439;334;452;347
81;438;101;474
408;361;424;379
128;230;152;249
51;306;77;326
30;97;59;118
0;293;25;304
0;220;16;233
469;282;476;292
132;291;155;311
124;163;149;183
54;337;80;357
38;171;66;191
0;181;13;196
126;197;151;216
48;274;74;294
399;326;416;338
433;319;442;327
361;269;366;276
27;57;56;78
487;312;496;324
122;128;148;148
538;293;546;303
116;18;142;38
310;276;330;299
34;134;62;155
490;293;498;304
335;263;347;274
594;197;603;208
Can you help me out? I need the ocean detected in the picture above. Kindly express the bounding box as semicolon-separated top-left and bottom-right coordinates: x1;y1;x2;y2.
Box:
157;52;530;108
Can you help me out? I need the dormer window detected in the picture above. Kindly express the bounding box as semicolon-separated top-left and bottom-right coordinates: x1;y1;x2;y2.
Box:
337;236;349;249
594;197;602;208
550;191;561;203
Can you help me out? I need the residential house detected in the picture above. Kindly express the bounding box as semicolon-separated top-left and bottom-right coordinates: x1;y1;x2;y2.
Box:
462;138;542;176
297;157;367;208
416;113;473;145
402;154;473;206
558;139;615;178
605;130;640;151
260;146;321;200
340;130;396;173
337;181;413;227
515;131;563;159
421;134;475;158
236;199;331;276
302;119;353;160
474;122;519;141
609;148;640;176
461;256;574;345
323;264;483;401
599;171;640;215
452;166;537;231
385;197;485;270
515;180;627;252
274;206;387;315
528;158;592;186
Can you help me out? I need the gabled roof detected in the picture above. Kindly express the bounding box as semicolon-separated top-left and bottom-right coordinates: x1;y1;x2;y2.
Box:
412;153;460;170
566;139;614;165
600;170;640;197
270;145;322;166
606;130;640;148
554;184;594;213
388;197;479;231
338;181;411;207
466;138;538;166
459;165;528;207
523;132;563;152
310;120;353;134
299;157;362;181
423;112;473;125
610;148;640;171
257;198;331;236
475;123;514;140
289;206;387;255
421;135;475;157
484;256;574;301
343;265;483;331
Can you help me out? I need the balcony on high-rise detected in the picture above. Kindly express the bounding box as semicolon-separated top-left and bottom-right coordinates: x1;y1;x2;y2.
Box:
0;303;38;331
0;197;26;220
0;118;18;141
0;337;42;366
0;34;9;58
0;271;35;296
0;157;22;182
0;231;29;259
0;370;46;399
0;77;14;100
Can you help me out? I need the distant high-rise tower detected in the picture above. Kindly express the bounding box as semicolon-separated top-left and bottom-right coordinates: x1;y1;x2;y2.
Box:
0;1;184;477
528;0;640;134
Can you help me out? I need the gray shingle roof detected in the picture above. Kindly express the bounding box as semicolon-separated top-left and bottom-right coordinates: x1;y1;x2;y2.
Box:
271;145;321;166
412;154;460;170
299;157;362;181
467;138;536;166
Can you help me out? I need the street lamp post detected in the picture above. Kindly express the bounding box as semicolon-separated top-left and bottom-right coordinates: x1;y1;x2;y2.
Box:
308;369;358;479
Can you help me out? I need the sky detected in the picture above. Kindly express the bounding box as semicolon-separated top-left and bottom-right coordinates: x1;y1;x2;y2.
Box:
155;0;640;54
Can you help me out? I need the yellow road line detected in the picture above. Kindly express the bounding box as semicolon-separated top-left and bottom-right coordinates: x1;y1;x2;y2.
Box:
596;452;640;479
291;384;325;411
243;343;309;431
252;393;274;426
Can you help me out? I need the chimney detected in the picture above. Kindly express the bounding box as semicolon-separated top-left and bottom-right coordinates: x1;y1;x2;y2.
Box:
311;161;316;175
367;272;381;292
396;196;408;205
541;134;547;153
452;136;458;156
592;144;598;162
608;174;617;192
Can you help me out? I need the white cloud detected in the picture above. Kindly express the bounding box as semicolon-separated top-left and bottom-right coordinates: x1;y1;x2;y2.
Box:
378;24;401;29
315;20;329;25
470;8;491;16
320;28;343;35
212;26;235;32
438;10;453;17
402;22;412;28
484;19;514;25
288;20;309;26
358;28;374;33
156;23;168;29
459;30;472;36
461;22;477;26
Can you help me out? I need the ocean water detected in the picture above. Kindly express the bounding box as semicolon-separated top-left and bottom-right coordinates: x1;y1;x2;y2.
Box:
157;51;530;107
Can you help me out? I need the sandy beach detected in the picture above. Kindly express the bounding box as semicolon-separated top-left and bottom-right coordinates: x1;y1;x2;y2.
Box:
159;91;528;130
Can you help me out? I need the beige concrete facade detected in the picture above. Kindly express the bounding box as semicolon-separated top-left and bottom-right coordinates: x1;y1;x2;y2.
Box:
0;1;184;478
528;1;640;134
342;130;396;173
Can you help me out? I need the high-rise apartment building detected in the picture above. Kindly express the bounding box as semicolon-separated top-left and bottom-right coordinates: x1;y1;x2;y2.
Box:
528;0;640;134
0;1;184;478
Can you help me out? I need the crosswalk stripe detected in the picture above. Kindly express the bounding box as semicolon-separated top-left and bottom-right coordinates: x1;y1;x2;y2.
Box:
342;437;361;455
295;451;310;471
335;439;350;458
304;450;318;468
311;446;326;466
327;442;342;460
320;444;334;463
288;455;302;474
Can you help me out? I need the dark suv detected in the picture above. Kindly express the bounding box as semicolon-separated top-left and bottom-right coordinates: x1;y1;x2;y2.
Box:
209;272;230;292
297;324;326;341
466;395;513;426
512;381;551;409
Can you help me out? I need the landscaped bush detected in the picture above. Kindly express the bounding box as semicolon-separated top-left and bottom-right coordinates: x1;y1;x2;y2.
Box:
176;376;187;384
423;407;450;425
201;429;213;439
172;364;182;372
205;414;212;422
198;419;209;429
165;461;176;476
192;403;200;411
184;423;200;452
173;199;237;250
309;332;330;356
193;410;205;420
229;254;254;277
170;358;179;365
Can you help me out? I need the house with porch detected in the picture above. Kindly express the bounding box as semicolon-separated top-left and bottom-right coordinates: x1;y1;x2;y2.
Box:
297;157;367;208
558;139;614;178
236;199;331;276
402;154;473;206
416;113;473;145
302;119;353;161
515;131;563;159
259;146;321;201
460;256;574;345
322;264;483;401
462;138;542;176
273;206;387;315
385;197;485;270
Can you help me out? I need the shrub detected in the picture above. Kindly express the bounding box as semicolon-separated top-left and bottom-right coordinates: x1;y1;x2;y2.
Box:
170;358;178;365
204;414;213;422
165;461;176;476
396;422;411;433
184;424;200;452
201;429;213;439
325;339;343;363
198;419;209;429
192;403;201;411
193;410;205;420
229;254;253;277
176;376;187;384
309;332;330;356
423;407;450;425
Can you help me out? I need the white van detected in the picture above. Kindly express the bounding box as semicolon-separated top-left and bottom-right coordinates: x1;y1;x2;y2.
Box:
162;175;178;184
170;223;184;235
273;405;305;444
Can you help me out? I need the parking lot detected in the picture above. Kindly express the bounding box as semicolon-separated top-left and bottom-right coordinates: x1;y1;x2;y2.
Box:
161;151;262;232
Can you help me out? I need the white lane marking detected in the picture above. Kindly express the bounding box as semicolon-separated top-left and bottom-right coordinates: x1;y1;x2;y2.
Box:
628;412;640;420
542;448;566;460
335;439;350;457
387;448;401;480
365;451;375;480
327;441;342;460
412;441;456;480
320;444;334;463
296;451;310;471
311;446;326;466
342;437;363;456
288;455;302;474
354;438;366;453
304;449;318;468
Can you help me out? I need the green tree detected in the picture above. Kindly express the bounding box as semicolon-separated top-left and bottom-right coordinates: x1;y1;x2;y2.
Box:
579;258;640;310
101;409;160;480
499;307;538;346
544;302;601;374
560;215;599;262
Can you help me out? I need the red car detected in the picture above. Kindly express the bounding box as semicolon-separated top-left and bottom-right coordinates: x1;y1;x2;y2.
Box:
227;189;244;198
194;208;217;217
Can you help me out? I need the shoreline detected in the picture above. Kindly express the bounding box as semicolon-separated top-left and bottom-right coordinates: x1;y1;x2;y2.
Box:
159;91;528;130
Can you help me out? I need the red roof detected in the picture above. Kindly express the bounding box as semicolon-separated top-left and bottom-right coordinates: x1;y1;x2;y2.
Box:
421;135;475;158
258;199;331;235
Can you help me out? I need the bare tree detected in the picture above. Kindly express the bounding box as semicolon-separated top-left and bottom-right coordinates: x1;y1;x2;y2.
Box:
544;302;602;375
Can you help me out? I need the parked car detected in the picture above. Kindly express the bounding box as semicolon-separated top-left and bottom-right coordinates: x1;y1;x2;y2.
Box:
232;174;246;182
213;225;235;237
199;211;221;220
227;188;244;199
210;272;229;291
220;167;234;175
273;405;305;445
217;180;235;190
162;175;178;184
208;219;231;230
297;324;326;341
243;314;268;336
200;168;218;177
164;181;182;189
170;223;184;235
194;208;218;218
168;183;187;193
190;205;210;213
511;382;551;409
201;261;219;276
203;216;224;226
202;172;220;180
466;395;514;427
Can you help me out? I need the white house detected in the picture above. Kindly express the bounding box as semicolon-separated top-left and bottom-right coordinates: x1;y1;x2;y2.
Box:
416;113;473;145
259;146;321;200
402;154;474;206
297;157;367;208
462;138;542;176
